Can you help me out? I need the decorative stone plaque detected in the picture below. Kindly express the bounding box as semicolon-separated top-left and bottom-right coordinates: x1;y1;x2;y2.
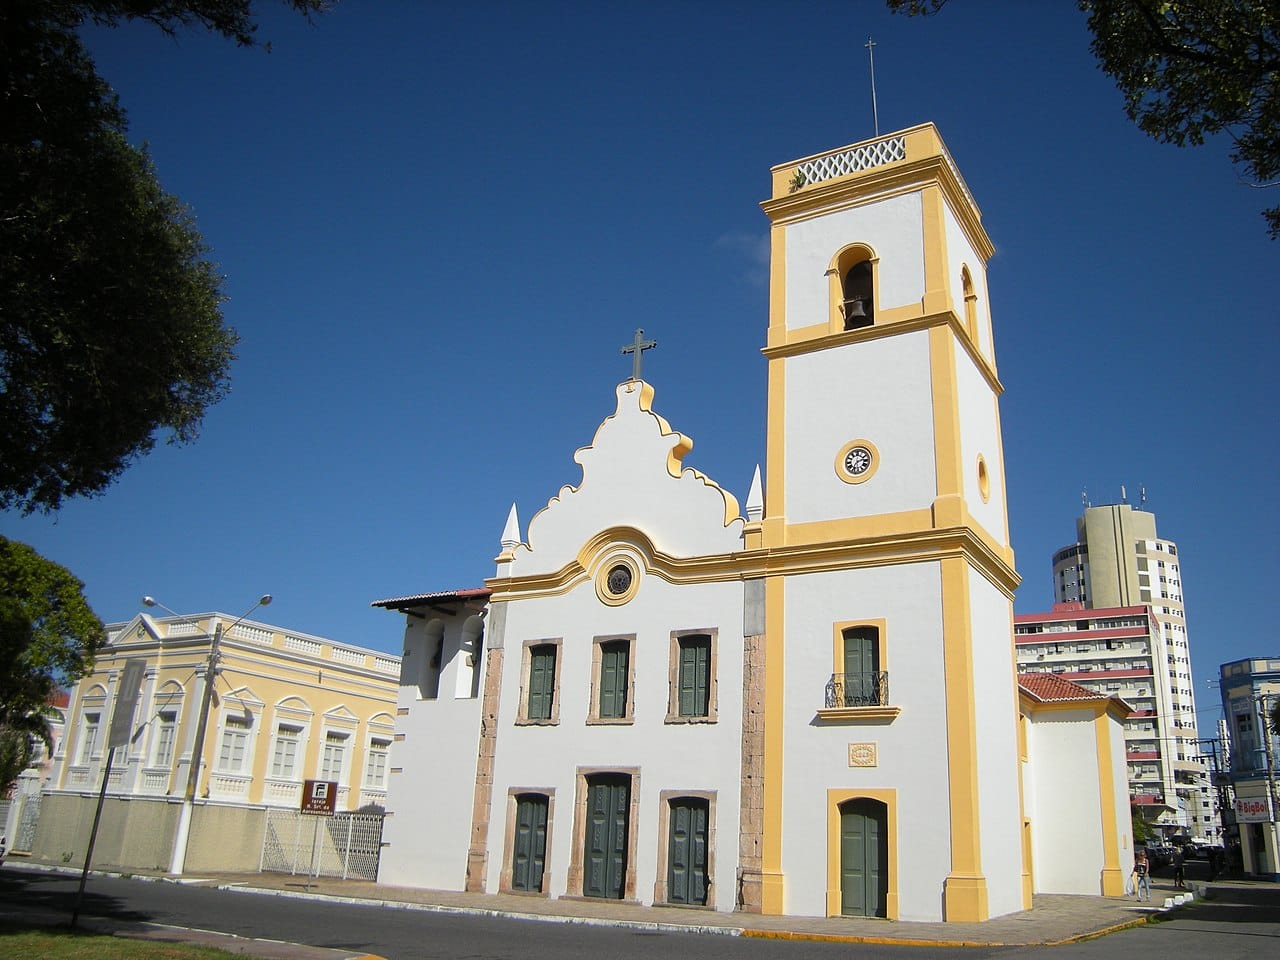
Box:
848;742;877;768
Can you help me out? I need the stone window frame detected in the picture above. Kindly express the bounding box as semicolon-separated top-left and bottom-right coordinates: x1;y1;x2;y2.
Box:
498;786;557;896
652;789;718;908
516;638;563;725
587;634;636;725
665;628;719;724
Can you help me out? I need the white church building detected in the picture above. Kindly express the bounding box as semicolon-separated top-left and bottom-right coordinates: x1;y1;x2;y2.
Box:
374;124;1134;921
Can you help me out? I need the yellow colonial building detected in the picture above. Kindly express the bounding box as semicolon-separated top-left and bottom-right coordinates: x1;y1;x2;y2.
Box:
36;609;399;873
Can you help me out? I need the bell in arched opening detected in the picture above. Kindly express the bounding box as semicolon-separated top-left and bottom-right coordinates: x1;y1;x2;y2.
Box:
841;261;873;330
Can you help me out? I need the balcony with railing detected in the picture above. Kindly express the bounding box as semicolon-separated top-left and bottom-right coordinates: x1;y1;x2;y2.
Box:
817;671;899;722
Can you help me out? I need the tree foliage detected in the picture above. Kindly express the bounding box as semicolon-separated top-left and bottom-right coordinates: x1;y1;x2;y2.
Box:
0;536;104;789
0;2;325;513
888;1;1280;238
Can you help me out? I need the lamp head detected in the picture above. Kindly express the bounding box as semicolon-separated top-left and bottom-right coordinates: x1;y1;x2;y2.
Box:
143;596;157;607
259;595;272;607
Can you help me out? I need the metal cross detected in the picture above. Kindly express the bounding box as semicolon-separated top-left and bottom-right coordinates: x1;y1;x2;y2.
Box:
620;328;657;381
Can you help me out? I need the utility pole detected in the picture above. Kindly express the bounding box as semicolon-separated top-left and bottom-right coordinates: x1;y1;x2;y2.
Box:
151;595;271;875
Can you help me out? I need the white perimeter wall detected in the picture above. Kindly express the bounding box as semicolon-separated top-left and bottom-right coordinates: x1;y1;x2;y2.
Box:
780;561;953;921
488;574;745;910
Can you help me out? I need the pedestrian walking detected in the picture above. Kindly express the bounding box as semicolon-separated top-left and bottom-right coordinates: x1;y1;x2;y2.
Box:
1172;847;1185;889
1134;850;1151;901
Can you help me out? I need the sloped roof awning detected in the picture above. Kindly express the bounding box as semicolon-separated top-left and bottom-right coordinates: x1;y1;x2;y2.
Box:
371;588;492;615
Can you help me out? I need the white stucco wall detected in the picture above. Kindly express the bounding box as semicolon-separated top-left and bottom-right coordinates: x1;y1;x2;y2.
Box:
511;383;743;576
785;332;938;525
942;202;992;358
484;381;748;910
780;561;955;921
955;350;1008;544
968;568;1023;917
490;575;745;910
1025;708;1108;894
379;614;485;889
785;192;926;329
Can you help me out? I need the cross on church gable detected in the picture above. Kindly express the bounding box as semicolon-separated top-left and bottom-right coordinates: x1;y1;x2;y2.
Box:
620;328;657;381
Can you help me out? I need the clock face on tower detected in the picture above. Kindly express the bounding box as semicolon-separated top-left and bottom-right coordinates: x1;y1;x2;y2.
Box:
844;446;872;476
835;439;879;484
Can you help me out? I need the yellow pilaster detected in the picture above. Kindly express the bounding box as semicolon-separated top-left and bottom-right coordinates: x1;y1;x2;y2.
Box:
760;573;787;913
940;555;989;921
1095;709;1127;896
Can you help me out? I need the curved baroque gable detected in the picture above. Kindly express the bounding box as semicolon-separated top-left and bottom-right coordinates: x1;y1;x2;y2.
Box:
513;381;743;575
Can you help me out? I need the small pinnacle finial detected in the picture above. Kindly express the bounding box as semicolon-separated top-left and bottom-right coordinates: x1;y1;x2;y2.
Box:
500;503;521;549
746;465;764;521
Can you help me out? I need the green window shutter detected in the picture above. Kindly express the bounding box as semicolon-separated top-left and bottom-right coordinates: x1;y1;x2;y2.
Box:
528;645;555;719
678;635;710;717
599;641;629;718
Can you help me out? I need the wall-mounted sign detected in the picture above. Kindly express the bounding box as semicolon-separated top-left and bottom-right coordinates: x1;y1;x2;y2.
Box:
1234;796;1273;823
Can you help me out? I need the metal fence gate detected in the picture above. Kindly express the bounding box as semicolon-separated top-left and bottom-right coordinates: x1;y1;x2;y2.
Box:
260;808;384;881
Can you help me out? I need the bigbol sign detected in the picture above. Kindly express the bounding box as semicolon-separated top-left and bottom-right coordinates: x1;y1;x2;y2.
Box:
1234;797;1273;823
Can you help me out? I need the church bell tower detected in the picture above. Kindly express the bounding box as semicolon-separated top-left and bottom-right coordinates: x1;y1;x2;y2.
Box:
754;124;1026;921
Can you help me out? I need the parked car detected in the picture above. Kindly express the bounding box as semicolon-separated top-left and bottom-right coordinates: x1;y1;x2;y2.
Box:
1146;844;1174;867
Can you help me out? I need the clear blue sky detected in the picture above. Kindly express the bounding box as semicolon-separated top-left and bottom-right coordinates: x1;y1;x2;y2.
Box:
3;2;1274;730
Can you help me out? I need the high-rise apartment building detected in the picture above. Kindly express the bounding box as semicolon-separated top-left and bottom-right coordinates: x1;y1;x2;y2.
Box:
1017;502;1216;839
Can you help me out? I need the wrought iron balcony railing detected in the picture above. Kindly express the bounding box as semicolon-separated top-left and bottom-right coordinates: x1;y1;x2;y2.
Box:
825;671;889;709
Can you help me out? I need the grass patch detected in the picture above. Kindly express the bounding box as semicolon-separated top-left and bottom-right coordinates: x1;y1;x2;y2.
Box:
0;924;242;959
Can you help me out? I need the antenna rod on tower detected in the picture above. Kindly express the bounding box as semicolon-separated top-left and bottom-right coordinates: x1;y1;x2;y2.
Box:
865;36;880;137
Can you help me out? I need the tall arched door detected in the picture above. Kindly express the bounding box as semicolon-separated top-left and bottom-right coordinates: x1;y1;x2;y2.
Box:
839;798;888;917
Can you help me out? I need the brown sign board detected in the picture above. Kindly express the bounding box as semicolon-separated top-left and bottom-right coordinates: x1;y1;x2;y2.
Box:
107;658;148;750
301;779;338;816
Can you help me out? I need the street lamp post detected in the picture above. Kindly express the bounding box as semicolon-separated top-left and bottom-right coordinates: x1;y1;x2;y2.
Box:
145;594;271;875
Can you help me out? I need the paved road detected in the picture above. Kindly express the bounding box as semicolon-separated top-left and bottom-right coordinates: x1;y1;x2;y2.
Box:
1;868;1277;960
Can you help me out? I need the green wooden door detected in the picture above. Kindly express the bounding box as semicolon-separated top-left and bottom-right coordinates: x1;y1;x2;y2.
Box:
667;797;709;905
840;798;887;917
512;793;548;892
584;774;629;899
842;627;878;705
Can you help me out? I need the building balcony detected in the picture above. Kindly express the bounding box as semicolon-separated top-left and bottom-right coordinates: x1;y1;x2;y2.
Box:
1127;750;1160;761
1130;793;1166;806
818;671;899;722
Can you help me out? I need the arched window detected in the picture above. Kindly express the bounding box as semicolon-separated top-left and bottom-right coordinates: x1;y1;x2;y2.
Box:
961;266;978;340
827;244;878;332
454;614;484;699
419;619;445;699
